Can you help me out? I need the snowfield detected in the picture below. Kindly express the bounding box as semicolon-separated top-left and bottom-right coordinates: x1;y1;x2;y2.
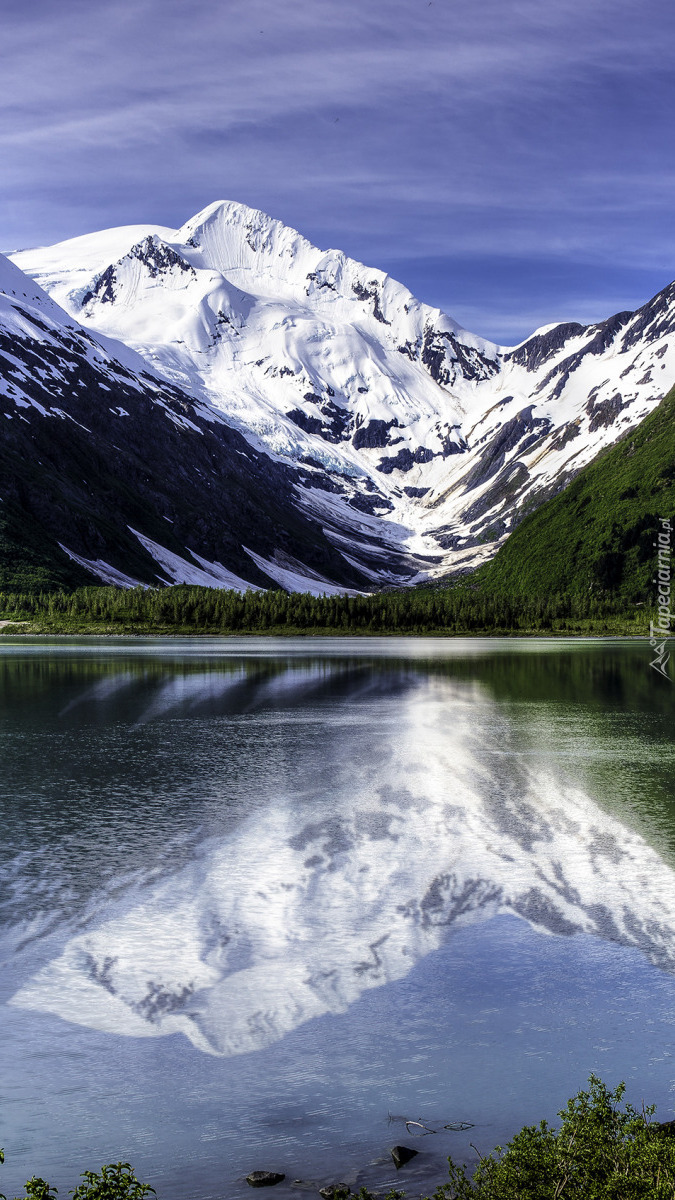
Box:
4;199;675;589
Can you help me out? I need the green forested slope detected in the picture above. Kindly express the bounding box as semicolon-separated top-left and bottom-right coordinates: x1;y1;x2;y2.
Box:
475;382;675;601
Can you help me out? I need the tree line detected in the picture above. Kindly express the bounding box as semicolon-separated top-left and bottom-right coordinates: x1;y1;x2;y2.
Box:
0;583;649;635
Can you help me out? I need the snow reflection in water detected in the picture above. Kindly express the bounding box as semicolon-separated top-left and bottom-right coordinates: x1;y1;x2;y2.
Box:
10;664;675;1056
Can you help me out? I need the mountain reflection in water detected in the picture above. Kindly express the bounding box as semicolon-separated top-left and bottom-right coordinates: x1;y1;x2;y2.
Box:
7;648;675;1057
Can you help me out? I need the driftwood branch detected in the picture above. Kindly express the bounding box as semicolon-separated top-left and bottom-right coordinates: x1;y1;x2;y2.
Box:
388;1113;475;1137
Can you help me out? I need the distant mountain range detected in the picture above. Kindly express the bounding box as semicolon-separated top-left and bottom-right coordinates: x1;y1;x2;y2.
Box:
2;200;674;592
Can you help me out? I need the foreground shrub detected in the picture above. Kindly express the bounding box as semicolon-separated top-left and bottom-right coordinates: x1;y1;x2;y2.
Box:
432;1076;675;1199
332;1078;675;1200
0;1158;155;1200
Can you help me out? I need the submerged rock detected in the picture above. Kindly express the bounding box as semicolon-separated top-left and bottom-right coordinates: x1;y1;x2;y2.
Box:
390;1145;419;1169
318;1186;351;1198
246;1171;286;1187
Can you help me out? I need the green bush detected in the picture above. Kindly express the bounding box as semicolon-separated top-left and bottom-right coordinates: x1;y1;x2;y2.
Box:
318;1078;675;1200
0;1157;155;1200
434;1076;675;1199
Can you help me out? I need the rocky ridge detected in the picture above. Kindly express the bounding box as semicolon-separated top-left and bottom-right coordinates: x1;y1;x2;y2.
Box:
3;201;675;590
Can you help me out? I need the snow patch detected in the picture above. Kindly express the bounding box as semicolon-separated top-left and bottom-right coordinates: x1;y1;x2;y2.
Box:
242;546;366;596
130;528;258;592
58;545;145;589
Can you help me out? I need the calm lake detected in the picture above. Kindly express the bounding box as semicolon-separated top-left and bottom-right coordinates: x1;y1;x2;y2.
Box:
1;637;675;1199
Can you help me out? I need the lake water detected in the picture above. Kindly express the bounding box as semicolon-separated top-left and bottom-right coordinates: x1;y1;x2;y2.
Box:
2;637;675;1199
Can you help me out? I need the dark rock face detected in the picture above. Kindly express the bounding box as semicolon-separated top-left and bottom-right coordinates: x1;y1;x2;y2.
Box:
286;408;325;437
82;237;194;308
246;1172;286;1188
549;421;581;452
0;320;376;592
127;236;195;280
305;270;337;294
377;446;435;474
421;327;453;385
533;311;633;402
297;465;346;494
449;332;494;381
420;326;498;386
429;525;464;551
461;461;530;527
352;279;390;324
505;323;585;371
621;281;675;351
584;310;634;355
464;406;551;491
82;264;117;307
390;1145;419;1170
348;493;395;514
397;336;420;360
287;394;351;444
352;419;399;450
439;429;468;456
586;392;626;432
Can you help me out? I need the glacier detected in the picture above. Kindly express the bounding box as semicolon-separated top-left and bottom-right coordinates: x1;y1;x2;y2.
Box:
4;200;675;588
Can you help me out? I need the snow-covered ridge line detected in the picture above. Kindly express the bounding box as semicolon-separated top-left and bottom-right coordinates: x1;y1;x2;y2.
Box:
0;243;389;594
6;200;675;587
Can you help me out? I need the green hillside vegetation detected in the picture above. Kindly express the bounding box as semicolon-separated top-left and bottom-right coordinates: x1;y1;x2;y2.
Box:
474;381;675;602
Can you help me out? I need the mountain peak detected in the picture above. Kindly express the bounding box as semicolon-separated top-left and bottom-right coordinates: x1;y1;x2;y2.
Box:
176;199;318;276
6;204;675;590
81;235;197;310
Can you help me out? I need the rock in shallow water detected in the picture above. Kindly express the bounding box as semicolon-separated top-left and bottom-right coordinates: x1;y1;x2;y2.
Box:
246;1171;286;1187
390;1145;419;1169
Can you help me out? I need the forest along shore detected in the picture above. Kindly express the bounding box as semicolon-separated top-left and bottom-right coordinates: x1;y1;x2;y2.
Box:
0;584;654;637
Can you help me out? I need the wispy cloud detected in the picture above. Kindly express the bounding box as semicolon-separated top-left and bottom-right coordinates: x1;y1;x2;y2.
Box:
2;0;675;340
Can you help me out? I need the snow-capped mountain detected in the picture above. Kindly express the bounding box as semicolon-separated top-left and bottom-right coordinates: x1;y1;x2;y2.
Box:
4;199;675;590
0;249;406;593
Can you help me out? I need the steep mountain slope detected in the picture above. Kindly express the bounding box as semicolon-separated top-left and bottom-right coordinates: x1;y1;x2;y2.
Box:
0;252;420;593
472;382;675;601
13;201;675;581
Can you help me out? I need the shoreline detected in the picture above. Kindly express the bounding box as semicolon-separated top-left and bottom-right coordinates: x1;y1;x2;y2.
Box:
0;627;655;640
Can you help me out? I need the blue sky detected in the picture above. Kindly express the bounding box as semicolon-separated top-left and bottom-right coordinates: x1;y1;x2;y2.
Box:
2;0;674;343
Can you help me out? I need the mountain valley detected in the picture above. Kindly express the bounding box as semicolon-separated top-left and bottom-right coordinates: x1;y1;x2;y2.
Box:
2;200;675;592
